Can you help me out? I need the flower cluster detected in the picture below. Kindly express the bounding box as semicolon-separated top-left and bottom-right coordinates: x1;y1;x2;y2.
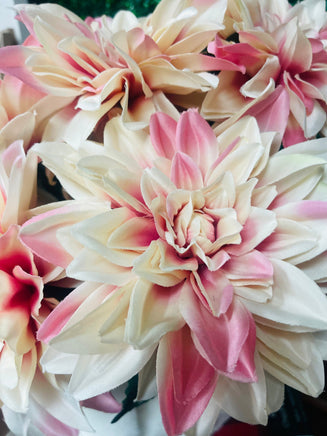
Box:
0;1;327;435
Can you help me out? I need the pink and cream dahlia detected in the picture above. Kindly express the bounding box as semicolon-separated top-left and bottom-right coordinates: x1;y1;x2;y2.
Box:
0;0;239;131
21;109;327;435
202;0;327;146
0;141;111;434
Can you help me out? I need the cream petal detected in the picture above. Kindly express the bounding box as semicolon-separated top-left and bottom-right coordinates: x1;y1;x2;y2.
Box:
233;179;257;225
141;167;175;210
31;370;92;432
0;346;37;413
103;113;156;168
0;112;35;152
21;201;104;268
240;57;280;99
136;351;157;401
259;337;324;397
256;323;313;369
243;258;327;331
208;140;264;186
125;279;184;349
37;282;111;344
274;200;327;263
40;347;79;375
68;345;155;400
50;284;133;354
298;252;327;282
227;207;277;256
277;137;327;161
133;240;190;287
71;208;149;268
265;372;284;415
214;352;268;425
184;393;222;436
251;185;277;209
259;217;317;260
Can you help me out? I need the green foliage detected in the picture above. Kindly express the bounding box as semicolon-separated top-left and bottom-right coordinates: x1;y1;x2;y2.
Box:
32;0;327;19
32;0;161;18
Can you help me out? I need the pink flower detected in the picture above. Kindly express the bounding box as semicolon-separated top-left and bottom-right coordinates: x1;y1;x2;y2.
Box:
202;0;327;146
21;110;327;435
0;74;74;151
0;142;98;434
0;0;239;131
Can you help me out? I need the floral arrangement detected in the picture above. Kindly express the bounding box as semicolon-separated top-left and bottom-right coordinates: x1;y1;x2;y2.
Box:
0;0;327;435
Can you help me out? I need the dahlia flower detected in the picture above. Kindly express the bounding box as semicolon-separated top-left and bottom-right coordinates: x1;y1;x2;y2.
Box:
0;141;44;412
202;0;327;146
20;110;327;435
0;75;74;150
2;388;121;436
0;0;240;132
0;141;112;433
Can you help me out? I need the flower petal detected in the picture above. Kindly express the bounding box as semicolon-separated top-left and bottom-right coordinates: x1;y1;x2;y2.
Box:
176;109;218;177
157;325;217;436
170;151;203;190
68;345;155;400
243;258;327;331
150;112;177;159
180;283;255;378
125;279;184;348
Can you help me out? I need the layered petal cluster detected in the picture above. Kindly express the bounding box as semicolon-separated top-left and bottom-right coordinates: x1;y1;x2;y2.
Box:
21;110;327;435
0;142;40;411
0;142;64;417
0;74;74;151
0;142;99;434
202;0;327;146
0;0;238;131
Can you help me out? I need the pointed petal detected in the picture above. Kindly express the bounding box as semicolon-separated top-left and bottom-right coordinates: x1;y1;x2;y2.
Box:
176;109;218;176
228;207;277;256
170;151;203;190
180;283;255;378
80;393;121;414
214;352;268;425
20;202;102;268
192;268;233;316
157;326;217;436
37;282;107;343
31;370;92;431
68;345;155;400
243;258;327;331
125;279;184;348
150;112;177;159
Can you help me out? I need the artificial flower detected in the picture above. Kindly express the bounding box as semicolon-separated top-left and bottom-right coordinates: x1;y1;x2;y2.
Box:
0;0;240;133
0;74;74;151
202;0;327;146
0;140;93;436
20;110;327;435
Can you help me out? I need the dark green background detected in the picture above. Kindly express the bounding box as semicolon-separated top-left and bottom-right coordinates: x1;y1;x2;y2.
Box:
31;0;161;18
31;0;305;18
